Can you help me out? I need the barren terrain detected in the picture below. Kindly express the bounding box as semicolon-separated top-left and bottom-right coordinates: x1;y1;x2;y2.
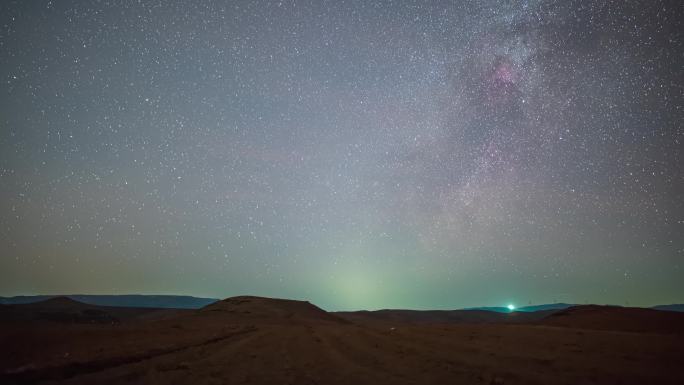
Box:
2;296;682;384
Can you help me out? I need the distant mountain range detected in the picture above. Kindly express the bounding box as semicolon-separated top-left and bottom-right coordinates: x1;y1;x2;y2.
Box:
1;296;682;312
651;304;684;312
0;296;180;324
465;303;684;313
466;303;576;313
0;295;218;309
335;308;560;324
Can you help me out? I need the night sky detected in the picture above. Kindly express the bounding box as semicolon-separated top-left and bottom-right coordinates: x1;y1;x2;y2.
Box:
1;0;682;310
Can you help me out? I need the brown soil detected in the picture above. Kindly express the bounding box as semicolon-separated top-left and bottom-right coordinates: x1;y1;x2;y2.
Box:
1;296;682;385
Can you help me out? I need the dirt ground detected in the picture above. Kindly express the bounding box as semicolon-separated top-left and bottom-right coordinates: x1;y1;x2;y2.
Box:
1;296;682;385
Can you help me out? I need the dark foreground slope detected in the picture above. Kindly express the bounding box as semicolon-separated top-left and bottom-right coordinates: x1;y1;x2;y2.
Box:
1;297;683;385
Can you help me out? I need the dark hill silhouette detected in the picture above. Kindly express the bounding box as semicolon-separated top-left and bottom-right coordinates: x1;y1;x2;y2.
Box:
0;294;217;309
652;304;684;312
541;305;684;333
0;296;176;324
19;296;95;311
336;308;559;324
199;295;347;324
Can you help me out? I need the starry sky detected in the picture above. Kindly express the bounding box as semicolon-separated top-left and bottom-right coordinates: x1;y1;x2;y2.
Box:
1;0;682;310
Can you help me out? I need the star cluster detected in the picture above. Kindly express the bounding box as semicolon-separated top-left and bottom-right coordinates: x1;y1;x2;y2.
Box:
1;0;682;309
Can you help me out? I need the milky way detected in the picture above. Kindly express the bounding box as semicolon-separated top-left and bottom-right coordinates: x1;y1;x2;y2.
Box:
1;0;682;310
